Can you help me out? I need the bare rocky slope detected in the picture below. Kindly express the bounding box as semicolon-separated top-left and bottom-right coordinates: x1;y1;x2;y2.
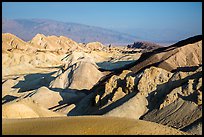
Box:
64;35;202;135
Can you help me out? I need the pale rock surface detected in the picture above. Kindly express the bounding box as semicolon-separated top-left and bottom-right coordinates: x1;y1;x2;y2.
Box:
2;33;29;52
2;98;65;119
137;66;173;95
105;92;148;119
30;86;86;109
85;42;104;51
29;34;80;52
130;40;202;73
50;61;103;90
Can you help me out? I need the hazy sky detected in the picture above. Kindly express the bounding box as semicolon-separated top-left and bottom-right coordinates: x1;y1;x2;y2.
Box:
2;2;202;43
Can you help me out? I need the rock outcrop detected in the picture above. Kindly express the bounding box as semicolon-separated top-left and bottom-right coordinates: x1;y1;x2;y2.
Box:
127;41;162;52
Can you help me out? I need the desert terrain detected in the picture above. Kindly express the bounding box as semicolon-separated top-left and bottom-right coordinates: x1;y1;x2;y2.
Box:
2;33;202;135
3;116;187;135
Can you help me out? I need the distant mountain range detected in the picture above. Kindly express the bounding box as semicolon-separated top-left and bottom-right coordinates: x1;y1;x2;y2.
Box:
2;18;139;45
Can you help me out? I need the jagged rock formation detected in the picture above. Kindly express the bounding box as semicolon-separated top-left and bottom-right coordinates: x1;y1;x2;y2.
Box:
139;66;202;130
94;70;135;108
137;67;173;95
69;64;202;135
127;41;162;52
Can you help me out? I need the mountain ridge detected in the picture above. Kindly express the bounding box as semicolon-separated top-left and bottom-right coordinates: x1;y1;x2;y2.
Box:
2;18;139;44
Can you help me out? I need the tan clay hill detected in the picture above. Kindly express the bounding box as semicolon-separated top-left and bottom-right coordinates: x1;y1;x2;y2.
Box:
129;35;202;73
84;42;104;51
2;33;202;135
29;34;82;53
2;97;65;119
2;33;29;52
49;61;104;90
2;33;141;77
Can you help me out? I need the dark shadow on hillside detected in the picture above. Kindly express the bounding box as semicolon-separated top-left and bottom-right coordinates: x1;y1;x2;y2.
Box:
51;63;202;117
2;95;18;105
91;92;137;115
93;67;201;116
121;50;141;54
181;117;202;132
66;76;138;116
87;35;202;94
171;64;202;73
97;60;135;71
49;87;90;95
12;71;57;93
6;59;202;118
7;68;108;115
47;88;90;113
36;65;63;69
